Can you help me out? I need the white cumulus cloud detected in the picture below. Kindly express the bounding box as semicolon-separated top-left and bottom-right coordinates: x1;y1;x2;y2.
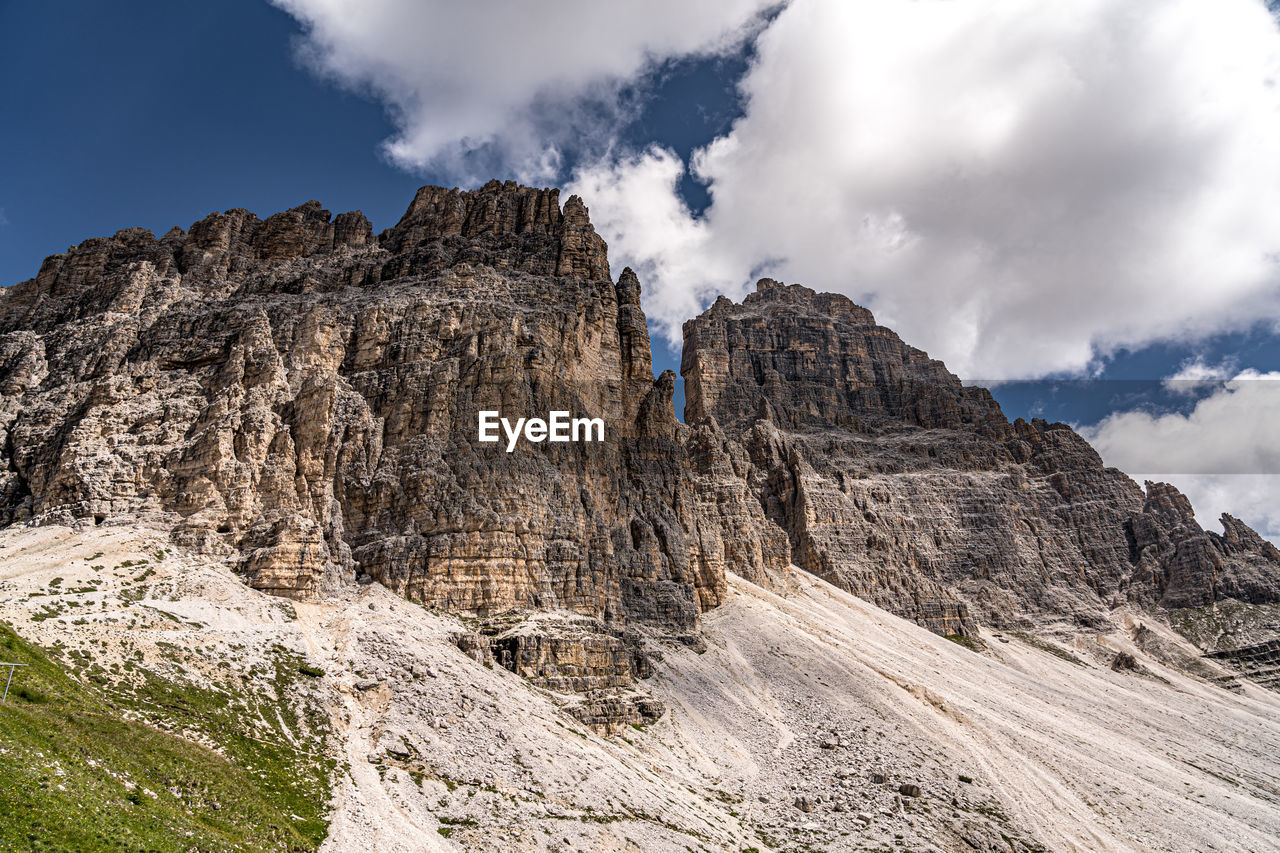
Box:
573;0;1280;377
568;147;736;344
1166;357;1241;385
270;0;776;181
1080;371;1280;540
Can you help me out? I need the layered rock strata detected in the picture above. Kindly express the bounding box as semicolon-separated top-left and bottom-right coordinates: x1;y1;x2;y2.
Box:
0;181;729;639
3;181;1279;670
1127;482;1280;608
451;613;665;733
681;280;1280;633
1206;639;1280;690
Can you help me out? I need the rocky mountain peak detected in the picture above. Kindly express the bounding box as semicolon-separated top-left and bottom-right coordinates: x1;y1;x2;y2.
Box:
0;182;704;659
380;179;609;280
1141;480;1199;527
1222;512;1280;560
682;278;1006;436
745;278;877;325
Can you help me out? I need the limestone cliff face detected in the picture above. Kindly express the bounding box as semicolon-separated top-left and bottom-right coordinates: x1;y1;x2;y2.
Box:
3;184;1278;651
681;280;1280;632
1127;482;1280;609
0;181;724;636
683;280;1009;438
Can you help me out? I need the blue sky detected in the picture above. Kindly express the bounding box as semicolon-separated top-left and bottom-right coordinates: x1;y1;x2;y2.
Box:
3;1;1279;537
0;1;752;385
0;0;415;286
0;1;743;374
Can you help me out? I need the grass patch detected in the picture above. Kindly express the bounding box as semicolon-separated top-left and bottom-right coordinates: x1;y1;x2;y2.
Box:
944;634;985;653
1007;630;1086;666
30;603;67;623
0;621;335;851
1167;601;1280;652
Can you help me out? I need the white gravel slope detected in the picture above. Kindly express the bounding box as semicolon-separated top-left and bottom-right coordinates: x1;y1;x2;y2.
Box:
2;523;1278;852
650;572;1280;851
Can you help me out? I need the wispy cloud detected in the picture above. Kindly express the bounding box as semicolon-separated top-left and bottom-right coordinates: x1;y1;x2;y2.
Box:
1163;355;1240;395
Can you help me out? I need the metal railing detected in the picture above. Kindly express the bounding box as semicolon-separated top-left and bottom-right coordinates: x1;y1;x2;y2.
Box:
1;662;29;702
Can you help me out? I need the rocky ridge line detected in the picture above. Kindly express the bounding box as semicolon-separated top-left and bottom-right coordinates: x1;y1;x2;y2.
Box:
4;183;1280;722
680;278;1280;636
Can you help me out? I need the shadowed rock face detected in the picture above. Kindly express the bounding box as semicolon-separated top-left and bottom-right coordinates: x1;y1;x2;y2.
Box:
1127;482;1280;609
0;180;726;635
683;280;1010;438
681;280;1280;632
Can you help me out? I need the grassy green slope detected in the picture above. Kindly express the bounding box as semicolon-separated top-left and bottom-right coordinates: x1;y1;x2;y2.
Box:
0;623;334;852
